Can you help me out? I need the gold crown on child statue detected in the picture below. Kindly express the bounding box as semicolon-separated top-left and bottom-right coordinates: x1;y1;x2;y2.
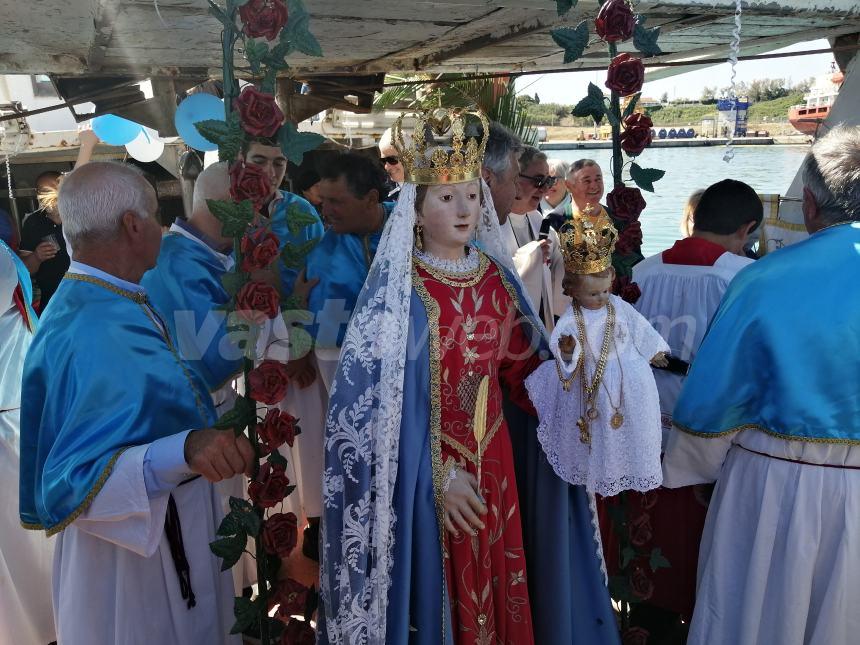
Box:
392;108;490;185
559;210;619;274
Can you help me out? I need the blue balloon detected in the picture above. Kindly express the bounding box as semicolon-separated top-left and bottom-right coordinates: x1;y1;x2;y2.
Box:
92;114;143;146
174;94;225;151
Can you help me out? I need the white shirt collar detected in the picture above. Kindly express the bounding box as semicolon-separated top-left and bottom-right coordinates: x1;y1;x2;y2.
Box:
68;260;146;295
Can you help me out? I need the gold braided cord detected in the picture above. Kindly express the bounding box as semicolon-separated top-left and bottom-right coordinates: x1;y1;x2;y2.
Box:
573;301;615;400
673;421;860;446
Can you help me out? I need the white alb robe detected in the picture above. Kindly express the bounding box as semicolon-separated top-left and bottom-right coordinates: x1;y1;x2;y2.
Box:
663;429;860;645
53;445;239;645
0;246;56;645
633;250;752;445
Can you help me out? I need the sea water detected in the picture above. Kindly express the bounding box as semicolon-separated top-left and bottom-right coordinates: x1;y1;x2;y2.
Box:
550;144;810;256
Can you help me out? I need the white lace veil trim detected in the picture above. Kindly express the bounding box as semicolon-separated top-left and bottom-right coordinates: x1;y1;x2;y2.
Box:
320;177;544;644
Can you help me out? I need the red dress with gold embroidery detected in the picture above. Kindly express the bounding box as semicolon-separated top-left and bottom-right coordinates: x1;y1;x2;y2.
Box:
413;253;541;645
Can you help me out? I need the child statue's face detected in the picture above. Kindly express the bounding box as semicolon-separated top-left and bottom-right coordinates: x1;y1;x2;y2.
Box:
563;270;613;310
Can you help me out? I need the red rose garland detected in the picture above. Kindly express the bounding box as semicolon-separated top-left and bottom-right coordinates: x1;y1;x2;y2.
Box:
261;511;299;557
248;462;292;508
241;228;281;272
257;408;299;453
239;0;289;41
248;360;290;404
595;0;635;43
606;185;647;224
234;85;285;139
230;161;272;213
235;281;280;325
619;113;653;157
605;53;645;97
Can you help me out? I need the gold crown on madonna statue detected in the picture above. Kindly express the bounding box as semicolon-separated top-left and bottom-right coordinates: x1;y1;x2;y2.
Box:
559;210;619;274
392;108;490;185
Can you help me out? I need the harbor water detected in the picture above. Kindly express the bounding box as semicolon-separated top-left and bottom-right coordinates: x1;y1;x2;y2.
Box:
550;144;810;256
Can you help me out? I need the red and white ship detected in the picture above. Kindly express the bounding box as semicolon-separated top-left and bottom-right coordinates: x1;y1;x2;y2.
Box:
788;65;844;136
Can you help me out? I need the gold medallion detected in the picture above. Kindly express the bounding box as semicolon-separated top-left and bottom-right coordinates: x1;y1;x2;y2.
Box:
586;407;599;421
611;411;624;429
577;417;591;445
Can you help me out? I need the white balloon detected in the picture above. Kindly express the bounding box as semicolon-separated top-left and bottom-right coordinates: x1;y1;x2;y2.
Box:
203;149;220;168
125;128;165;163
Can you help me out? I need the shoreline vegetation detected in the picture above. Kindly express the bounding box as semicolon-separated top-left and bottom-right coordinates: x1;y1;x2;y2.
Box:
529;92;809;140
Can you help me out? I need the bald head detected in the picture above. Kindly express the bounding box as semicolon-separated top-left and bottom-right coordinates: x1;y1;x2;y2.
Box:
59;162;156;250
193;162;230;215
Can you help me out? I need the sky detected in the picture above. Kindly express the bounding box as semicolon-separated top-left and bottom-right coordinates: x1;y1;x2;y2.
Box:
516;39;835;104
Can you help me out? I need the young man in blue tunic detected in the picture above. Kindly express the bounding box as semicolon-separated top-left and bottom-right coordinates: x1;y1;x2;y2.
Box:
279;152;395;560
19;162;255;644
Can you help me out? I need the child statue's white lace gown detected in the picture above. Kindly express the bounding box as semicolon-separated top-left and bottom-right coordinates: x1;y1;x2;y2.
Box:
526;294;669;497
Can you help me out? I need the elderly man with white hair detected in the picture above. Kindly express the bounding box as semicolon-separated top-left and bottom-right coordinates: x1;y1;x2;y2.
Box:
539;158;571;216
19;162;253;644
662;124;860;645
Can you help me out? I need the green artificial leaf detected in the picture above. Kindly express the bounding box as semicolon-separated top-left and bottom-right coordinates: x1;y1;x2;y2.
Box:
210;533;246;571
221;270;248;297
550;21;590;65
633;16;663;58
216;509;245;537
221;112;245;162
556;0;577;16
269;449;289;468
278;122;325;165
281;310;314;360
280;237;319;269
630;163;665;192
286;204;322;237
214;395;255;431
280;294;302;311
244;38;269;75
623;93;641;119
229;596;260;635
229;495;254;514
571;82;607;125
208;198;254;237
649;547;671;572
264;41;292;71
621;546;636;569
285;0;322;57
195;119;231;147
238;505;262;537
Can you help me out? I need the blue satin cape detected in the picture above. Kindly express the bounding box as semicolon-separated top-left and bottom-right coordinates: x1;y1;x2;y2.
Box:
1;238;37;331
674;222;860;443
141;232;242;393
19;275;216;534
319;256;618;644
304;202;395;348
269;190;325;296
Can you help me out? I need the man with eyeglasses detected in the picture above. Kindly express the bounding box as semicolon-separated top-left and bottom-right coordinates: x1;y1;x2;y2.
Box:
378;127;404;199
500;146;567;331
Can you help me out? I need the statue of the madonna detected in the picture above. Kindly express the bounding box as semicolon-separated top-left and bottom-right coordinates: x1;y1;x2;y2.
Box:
319;109;619;645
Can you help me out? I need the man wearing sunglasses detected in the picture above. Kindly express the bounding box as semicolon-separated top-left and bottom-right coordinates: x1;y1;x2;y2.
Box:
378;127;404;199
500;146;568;331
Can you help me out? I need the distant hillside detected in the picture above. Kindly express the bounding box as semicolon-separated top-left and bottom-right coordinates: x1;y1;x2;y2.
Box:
525;93;805;127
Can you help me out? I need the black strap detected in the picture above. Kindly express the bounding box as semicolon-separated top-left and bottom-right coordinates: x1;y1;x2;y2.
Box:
165;493;196;609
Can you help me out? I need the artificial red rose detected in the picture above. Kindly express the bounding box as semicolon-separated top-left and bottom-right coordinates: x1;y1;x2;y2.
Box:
620;113;653;156
280;618;315;645
257;408;298;452
230;162;272;214
236;280;280;324
622;626;650;645
262;511;298;556
616;221;643;255
605;53;645;97
630;565;654;601
239;0;289;41
248;462;290;508
613;274;642;304
248;359;290;404
234;85;284;139
607;185;646;223
241;227;281;272
595;0;635;43
269;577;309;618
629;512;653;547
